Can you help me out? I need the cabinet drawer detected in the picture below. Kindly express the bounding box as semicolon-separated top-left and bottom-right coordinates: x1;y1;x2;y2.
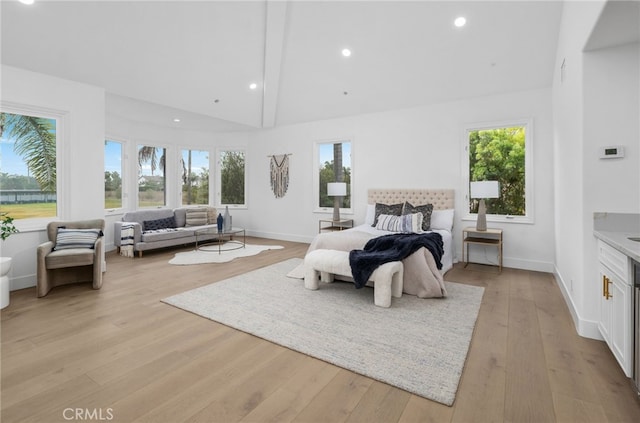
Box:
598;240;629;283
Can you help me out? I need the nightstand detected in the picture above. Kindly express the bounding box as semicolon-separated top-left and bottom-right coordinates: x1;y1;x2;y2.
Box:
319;219;354;233
462;227;503;272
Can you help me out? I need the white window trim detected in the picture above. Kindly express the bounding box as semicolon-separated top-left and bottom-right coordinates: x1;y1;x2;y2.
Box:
215;147;247;209
0;102;68;232
461;118;534;225
312;137;354;216
104;135;128;215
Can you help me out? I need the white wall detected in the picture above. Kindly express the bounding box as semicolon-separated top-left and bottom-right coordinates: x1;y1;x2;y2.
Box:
247;88;555;272
552;0;640;339
582;42;640;329
1;65;105;291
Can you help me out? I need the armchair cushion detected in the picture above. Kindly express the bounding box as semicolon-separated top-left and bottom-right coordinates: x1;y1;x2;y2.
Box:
45;248;96;269
54;228;103;250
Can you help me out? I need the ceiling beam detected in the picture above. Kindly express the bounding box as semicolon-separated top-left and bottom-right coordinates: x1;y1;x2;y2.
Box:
261;0;288;128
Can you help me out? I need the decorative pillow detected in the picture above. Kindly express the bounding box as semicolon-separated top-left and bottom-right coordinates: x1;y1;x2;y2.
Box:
403;202;434;231
372;202;403;226
143;216;177;231
185;208;208;227
207;207;218;225
430;209;455;231
375;213;423;233
54;228;102;250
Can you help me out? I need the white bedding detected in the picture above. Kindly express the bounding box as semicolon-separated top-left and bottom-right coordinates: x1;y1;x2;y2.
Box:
341;224;453;274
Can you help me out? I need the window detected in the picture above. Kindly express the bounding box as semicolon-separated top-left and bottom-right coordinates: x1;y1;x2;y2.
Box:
464;119;533;222
105;139;124;210
0;111;58;221
314;139;352;212
181;148;209;206
137;145;166;208
217;149;245;206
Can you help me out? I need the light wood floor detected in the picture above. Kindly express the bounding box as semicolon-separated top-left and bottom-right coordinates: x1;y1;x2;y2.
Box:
2;237;640;422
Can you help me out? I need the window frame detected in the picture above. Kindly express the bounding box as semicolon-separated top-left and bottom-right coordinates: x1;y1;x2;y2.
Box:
0;102;67;231
312;137;353;215
215;147;247;209
104;136;128;214
461;118;534;225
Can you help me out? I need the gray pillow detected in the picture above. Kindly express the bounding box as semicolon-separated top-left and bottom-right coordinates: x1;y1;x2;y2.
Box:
372;203;404;226
403;202;434;231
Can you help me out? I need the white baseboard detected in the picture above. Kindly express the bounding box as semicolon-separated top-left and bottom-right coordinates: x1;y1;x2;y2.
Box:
10;273;36;291
553;266;602;341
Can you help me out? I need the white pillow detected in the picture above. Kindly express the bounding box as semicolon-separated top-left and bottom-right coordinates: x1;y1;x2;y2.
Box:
365;204;376;226
375;213;423;233
430;209;455;231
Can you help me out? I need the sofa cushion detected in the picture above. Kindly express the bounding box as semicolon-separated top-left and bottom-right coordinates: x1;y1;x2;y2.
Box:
173;208;187;227
141;228;191;243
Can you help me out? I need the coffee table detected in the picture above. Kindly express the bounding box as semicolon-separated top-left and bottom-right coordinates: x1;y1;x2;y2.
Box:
194;227;246;254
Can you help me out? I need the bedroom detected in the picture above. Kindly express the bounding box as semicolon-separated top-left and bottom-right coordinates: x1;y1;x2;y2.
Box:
1;0;639;421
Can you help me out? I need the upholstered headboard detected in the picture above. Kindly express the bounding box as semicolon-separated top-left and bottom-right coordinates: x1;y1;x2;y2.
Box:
367;189;455;210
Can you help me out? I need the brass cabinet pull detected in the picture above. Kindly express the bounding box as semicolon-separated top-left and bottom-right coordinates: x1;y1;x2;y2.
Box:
603;275;607;297
606;276;613;299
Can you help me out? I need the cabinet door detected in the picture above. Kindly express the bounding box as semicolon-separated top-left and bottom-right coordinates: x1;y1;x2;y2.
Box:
598;266;612;344
609;275;632;377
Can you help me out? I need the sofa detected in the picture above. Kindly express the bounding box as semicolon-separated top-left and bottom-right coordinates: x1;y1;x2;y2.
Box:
114;207;220;257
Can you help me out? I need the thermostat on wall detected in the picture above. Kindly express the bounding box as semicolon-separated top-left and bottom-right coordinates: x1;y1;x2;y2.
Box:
599;145;625;159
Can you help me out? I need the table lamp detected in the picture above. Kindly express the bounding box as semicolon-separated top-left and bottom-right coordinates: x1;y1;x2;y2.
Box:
327;182;347;221
470;180;500;231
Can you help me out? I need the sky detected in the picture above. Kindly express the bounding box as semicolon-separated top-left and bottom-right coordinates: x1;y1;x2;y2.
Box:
0;137;28;175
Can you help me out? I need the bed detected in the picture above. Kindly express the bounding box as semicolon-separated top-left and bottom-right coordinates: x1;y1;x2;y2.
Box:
306;188;455;298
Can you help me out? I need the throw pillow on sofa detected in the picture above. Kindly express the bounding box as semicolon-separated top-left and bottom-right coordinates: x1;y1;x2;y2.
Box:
143;216;177;231
185;208;208;226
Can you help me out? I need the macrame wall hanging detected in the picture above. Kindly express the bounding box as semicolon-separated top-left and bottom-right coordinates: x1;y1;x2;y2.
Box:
269;154;291;198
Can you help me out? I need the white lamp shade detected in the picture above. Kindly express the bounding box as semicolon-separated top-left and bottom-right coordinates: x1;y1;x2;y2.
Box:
470;181;500;199
327;182;347;196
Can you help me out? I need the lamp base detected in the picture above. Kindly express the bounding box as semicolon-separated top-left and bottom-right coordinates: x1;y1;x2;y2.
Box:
333;197;341;221
476;199;487;231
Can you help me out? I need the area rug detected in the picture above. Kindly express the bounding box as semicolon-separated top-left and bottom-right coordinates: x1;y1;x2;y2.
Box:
162;258;484;406
168;244;283;265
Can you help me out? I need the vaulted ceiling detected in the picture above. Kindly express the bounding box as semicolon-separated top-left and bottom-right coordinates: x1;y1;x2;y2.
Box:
1;1;564;132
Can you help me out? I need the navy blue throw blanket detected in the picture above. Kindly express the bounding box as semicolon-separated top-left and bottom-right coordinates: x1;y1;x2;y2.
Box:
349;232;444;289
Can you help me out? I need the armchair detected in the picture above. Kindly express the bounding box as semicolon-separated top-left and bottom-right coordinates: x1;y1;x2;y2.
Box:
36;219;105;298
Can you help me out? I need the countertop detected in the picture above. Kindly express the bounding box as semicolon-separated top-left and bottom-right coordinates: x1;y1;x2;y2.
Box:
593;212;640;263
593;230;640;263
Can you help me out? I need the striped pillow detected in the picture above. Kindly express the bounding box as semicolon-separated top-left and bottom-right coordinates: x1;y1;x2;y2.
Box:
54;228;102;250
375;213;423;233
185;208;208;226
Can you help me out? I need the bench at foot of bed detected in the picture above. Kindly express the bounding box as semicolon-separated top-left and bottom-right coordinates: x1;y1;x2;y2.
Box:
304;249;403;308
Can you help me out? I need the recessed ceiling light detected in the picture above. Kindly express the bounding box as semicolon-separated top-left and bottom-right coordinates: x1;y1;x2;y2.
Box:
249;83;258;90
173;118;181;123
19;0;35;4
341;48;352;57
454;17;466;28
214;99;220;103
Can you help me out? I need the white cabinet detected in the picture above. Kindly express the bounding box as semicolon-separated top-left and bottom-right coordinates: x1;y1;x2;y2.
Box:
597;240;633;377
